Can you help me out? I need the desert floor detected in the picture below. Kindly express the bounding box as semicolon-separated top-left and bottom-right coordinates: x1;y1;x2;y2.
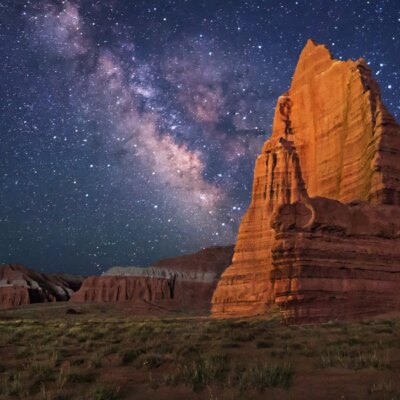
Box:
0;303;399;400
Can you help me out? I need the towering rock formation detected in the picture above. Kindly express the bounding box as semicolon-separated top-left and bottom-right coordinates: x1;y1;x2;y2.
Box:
0;264;83;309
72;246;234;312
212;40;400;322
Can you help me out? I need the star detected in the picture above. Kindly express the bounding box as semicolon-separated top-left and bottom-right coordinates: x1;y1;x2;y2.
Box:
0;0;398;275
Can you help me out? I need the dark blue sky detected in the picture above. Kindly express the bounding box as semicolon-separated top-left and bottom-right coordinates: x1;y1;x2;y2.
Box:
1;0;399;275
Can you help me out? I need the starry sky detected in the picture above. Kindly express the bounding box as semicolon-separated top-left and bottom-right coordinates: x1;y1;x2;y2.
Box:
1;0;399;275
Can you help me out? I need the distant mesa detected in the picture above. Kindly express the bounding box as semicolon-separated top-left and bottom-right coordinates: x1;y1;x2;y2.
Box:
0;264;83;309
211;39;400;323
71;246;234;313
0;246;233;312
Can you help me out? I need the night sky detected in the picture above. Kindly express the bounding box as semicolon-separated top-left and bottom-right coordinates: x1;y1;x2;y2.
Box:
1;1;399;275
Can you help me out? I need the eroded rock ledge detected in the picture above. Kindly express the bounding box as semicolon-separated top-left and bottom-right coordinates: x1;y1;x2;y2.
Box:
0;264;83;309
72;246;234;312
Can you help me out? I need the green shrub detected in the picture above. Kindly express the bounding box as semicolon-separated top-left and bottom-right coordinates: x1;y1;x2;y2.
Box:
165;354;227;392
92;385;120;400
237;361;294;392
320;347;390;370
120;349;144;365
29;362;54;384
0;372;24;396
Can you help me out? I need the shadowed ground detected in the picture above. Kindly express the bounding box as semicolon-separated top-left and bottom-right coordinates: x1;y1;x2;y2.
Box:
0;303;399;400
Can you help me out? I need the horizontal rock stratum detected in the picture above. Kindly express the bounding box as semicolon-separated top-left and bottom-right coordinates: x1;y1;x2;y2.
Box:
72;246;234;312
0;264;83;309
211;39;400;322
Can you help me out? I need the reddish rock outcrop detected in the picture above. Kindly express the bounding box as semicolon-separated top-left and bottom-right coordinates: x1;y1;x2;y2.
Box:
272;198;400;322
0;264;83;309
152;246;234;274
72;246;234;312
211;39;400;322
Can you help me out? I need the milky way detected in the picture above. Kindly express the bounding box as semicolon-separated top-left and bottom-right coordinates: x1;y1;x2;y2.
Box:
1;0;399;274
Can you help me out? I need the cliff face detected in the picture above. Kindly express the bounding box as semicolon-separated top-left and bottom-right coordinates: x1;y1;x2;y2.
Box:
211;40;400;321
152;245;234;274
211;139;309;316
280;40;400;204
72;246;234;312
0;264;83;309
272;198;400;322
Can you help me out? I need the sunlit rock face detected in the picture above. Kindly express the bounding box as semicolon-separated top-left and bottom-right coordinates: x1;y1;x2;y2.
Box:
211;39;400;322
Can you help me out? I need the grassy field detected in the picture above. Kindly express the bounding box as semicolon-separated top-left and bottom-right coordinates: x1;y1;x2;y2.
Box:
0;303;399;400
